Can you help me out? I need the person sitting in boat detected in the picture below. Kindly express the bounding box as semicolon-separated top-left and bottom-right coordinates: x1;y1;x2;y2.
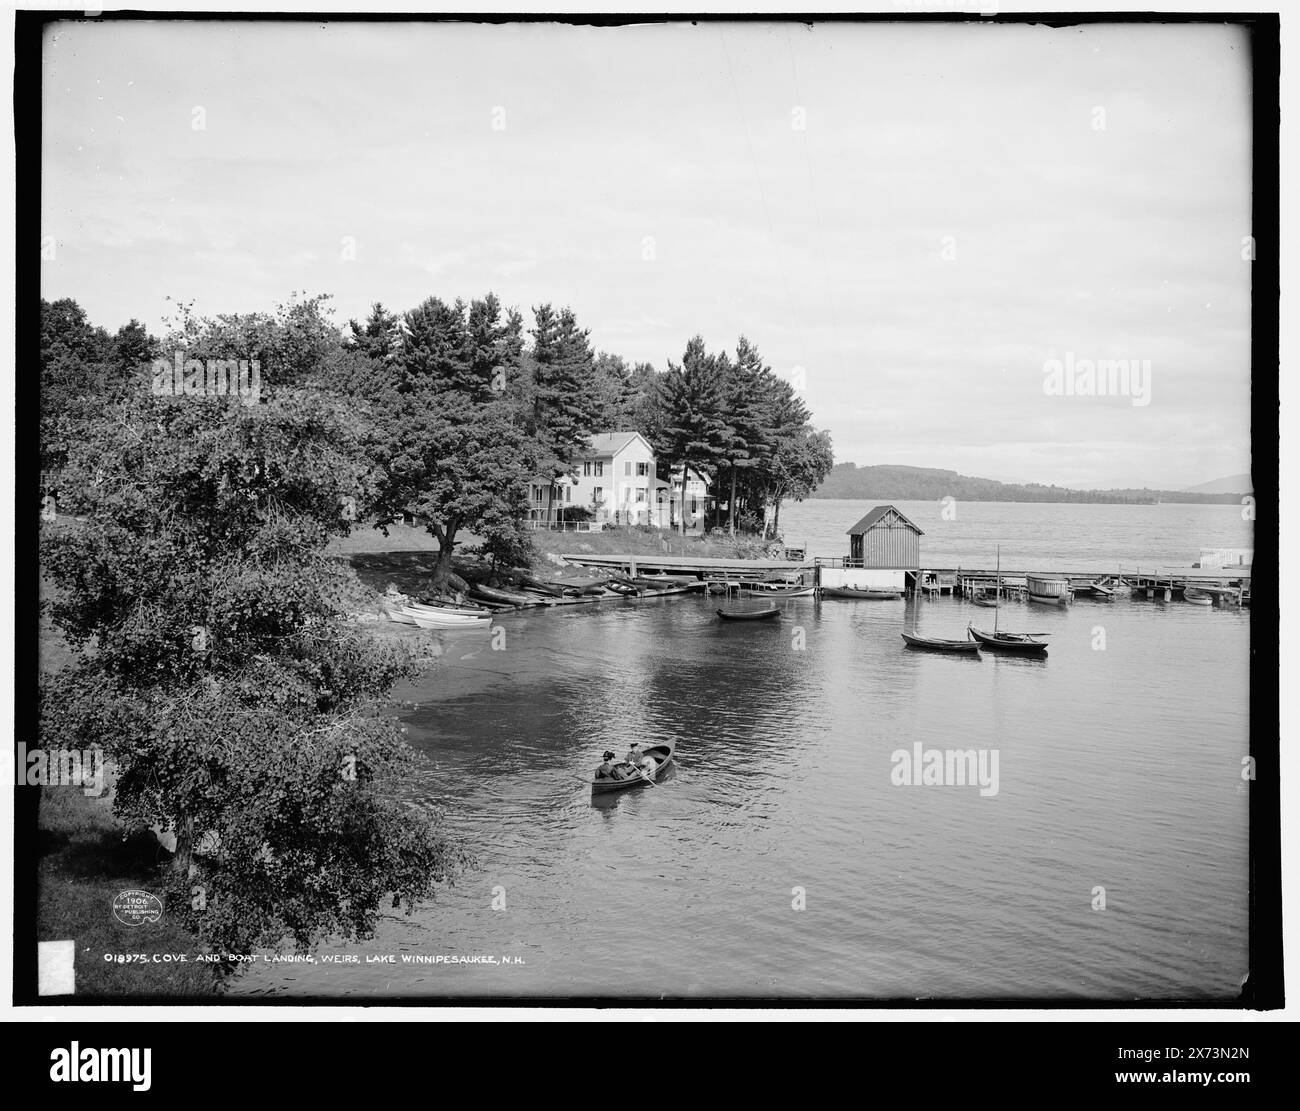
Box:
595;750;618;780
625;742;655;777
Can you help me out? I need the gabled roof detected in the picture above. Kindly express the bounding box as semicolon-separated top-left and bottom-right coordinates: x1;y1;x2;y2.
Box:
581;431;649;458
847;504;924;536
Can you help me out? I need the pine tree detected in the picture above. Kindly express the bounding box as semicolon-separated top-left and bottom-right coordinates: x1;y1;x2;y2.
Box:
658;336;729;535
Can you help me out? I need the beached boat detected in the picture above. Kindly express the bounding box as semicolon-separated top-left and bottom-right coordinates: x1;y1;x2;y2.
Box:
819;587;902;600
901;632;981;654
1026;573;1072;606
717;603;780;621
470;584;551;607
967;626;1049;654
590;741;676;795
400;606;491;630
405;599;494;617
520;577;570;597
1183;587;1214;606
384;606;419;625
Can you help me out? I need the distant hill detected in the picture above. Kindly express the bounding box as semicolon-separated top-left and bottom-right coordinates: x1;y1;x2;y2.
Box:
812;463;1246;505
1184;473;1252;495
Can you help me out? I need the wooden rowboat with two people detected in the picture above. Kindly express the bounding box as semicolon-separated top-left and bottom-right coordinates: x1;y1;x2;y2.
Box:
901;632;981;654
717;603;780;621
590;741;676;794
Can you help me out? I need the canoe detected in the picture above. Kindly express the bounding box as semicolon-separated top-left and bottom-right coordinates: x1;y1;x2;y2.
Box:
901;632;981;654
590;741;676;795
1184;587;1214;606
717;604;780;621
400;606;491;630
966;626;1049;654
820;587;902;600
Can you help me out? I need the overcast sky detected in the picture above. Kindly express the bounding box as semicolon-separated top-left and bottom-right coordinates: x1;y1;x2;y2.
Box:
41;20;1253;489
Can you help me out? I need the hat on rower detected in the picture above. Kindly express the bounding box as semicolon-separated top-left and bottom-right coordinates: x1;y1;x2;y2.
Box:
629;742;641;750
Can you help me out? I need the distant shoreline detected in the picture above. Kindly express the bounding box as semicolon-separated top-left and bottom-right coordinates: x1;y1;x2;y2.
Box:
807;492;1250;505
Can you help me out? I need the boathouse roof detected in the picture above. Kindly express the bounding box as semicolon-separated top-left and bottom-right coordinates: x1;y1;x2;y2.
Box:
847;504;924;536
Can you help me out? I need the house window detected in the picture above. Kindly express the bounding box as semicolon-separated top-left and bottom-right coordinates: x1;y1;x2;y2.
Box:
636;461;649;476
592;486;603;504
636;487;647;501
583;461;592;477
594;461;603;477
624;461;632;476
533;485;545;504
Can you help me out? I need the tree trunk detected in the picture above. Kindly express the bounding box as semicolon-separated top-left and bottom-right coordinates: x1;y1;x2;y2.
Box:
431;518;457;590
729;464;737;537
171;810;194;877
679;461;688;537
773;495;783;540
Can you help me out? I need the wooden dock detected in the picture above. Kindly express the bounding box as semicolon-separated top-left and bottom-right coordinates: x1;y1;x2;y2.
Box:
557;553;1252;607
560;553;810;578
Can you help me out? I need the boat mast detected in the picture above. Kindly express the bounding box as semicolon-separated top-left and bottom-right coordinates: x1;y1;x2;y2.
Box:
994;545;1001;635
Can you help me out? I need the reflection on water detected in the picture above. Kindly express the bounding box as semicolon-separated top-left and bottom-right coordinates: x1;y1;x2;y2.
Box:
233;583;1250;1000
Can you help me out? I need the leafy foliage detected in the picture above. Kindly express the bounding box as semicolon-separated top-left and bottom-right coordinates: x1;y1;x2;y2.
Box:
40;387;466;956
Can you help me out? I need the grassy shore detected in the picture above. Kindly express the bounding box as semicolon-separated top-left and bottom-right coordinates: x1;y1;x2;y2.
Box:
37;610;219;996
38;785;220;996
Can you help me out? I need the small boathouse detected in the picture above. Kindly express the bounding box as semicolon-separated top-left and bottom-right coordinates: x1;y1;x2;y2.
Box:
818;504;924;594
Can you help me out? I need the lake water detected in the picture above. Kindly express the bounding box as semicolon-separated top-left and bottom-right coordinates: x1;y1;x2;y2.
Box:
232;502;1253;1001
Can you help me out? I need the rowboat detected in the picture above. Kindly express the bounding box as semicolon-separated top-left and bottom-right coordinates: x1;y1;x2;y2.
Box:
1183;587;1214;606
590;741;676;795
967;626;1049;654
901;632;981;654
970;591;999;607
819;587;902;600
400;606;491;630
628;573;697;586
384;606;419;625
740;584;815;598
405;599;494;617
717;603;780;621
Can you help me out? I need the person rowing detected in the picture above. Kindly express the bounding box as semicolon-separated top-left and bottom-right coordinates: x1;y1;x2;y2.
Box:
625;742;655;780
